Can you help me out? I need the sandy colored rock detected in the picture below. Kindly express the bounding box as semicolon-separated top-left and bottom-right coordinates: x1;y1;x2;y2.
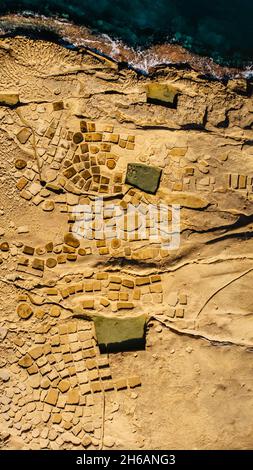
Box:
52;414;62;424
53;101;64;111
17;303;33;319
64;232;80;248
0;242;9;252
135;277;150;286
18;354;33;368
29;346;44;360
90;381;102;393
17;225;29;234
128;376;141;388
29;374;41;389
46;258;57;268
49;305;61;317
157;189;209;209
23;245;34;255
82;435;92;447
15;159;27;170
42;411;50;423
58;379;70;393
41;378;50;389
0;369;10;382
16;177;28;191
85;132;102;142
100;297;110;307
32;258;44;271
16;128;32;144
106;159;116;169
114;378;128;390
82;299;94;309
122;278;134;288
66;389;80;404
42;200;55;212
44;389;59;406
117;301;134;310
73;132;83;144
27;363;39;374
103;436;115;448
146;83;178;105
0;92;19;106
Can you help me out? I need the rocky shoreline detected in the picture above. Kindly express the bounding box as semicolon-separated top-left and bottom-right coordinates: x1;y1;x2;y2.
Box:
0;13;252;78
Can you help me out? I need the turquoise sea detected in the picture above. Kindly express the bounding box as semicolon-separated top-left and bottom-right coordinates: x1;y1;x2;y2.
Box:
0;0;252;69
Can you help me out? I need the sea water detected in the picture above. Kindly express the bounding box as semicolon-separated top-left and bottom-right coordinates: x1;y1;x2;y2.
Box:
0;0;252;68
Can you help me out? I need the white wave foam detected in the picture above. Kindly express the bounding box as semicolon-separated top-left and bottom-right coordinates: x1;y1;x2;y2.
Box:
100;34;121;56
242;66;253;79
0;13;252;79
129;49;174;73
